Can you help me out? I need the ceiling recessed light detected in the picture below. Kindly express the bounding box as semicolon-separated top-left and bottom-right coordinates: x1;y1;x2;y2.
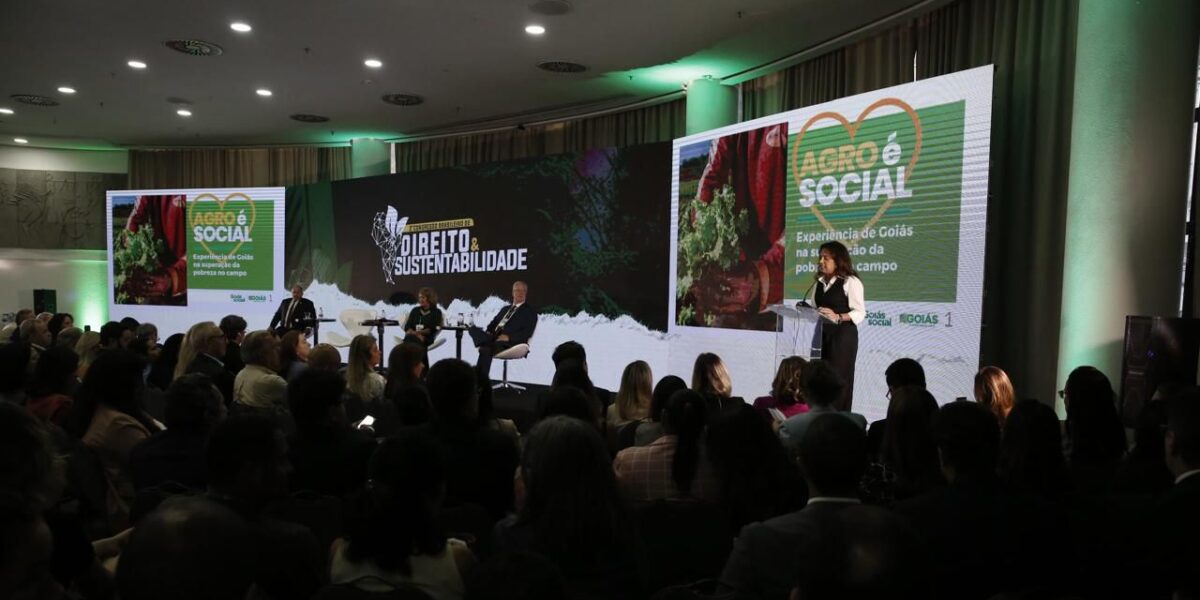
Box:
176;109;192;117
256;88;273;97
0;108;12;115
230;22;252;33
13;138;28;144
364;59;383;68
525;25;546;35
127;60;147;69
57;87;76;94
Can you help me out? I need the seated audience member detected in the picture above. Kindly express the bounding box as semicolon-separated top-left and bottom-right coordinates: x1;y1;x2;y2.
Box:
0;342;30;404
333;430;475;599
778;360;867;451
286;369;375;496
427;359;519;520
232;330;290;421
541;385;598;426
181;322;235;405
464;552;568;600
476;373;520;441
9;307;34;338
550;340;613;407
707;404;807;530
19;317;52;369
99;320;133;351
867;358;926;457
147;332;183;391
0;402;76;600
204;415;323;599
792;504;933;600
24;345;80;426
631;375;688;448
1149;389;1200;595
608;360;653;428
46;312;74;345
752;356;809;423
614;389;718;502
1114;395;1174;494
998;399;1068;498
494;416;643;599
720;413;870;599
219;315;248;376
540;358;603;429
373;342;432;436
115;495;255;600
129;373;227;491
307;342;342;372
860;386;943;506
67;350;162;532
692;352;746;421
74;330;101;378
345;334;386;405
974;365;1015;427
894;401;1067;599
134;322;158;349
1063;366;1127;493
385;341;426;399
277;330;311;383
55;326;83;351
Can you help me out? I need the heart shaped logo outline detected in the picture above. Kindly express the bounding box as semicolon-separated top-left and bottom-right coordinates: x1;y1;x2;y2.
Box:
789;97;923;247
189;192;256;264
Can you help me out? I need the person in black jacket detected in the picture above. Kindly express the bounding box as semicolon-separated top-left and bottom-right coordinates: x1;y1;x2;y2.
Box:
470;281;537;383
268;285;316;336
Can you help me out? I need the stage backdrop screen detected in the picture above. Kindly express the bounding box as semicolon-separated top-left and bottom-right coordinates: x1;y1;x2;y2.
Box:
106;187;287;335
670;65;993;420
286;144;672;386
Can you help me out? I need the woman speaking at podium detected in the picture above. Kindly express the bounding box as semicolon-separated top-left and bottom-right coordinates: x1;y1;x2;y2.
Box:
813;241;865;411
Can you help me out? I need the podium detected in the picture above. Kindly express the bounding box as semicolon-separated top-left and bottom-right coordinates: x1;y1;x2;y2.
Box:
766;303;825;363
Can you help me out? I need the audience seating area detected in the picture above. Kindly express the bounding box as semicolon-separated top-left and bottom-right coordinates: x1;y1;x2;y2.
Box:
2;310;1200;600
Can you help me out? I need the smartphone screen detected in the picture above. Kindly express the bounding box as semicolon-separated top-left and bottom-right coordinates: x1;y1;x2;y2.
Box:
357;415;376;429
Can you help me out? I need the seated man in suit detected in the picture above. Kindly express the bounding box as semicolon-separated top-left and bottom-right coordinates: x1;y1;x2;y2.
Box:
720;413;869;599
269;285;316;337
470;281;537;383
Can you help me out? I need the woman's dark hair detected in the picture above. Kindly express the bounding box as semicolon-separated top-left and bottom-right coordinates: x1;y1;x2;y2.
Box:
47;313;74;340
770;357;807;407
288;369;346;439
519;416;631;569
706;404;805;529
879;386;943;496
26;345;79;399
218;315;248;341
999;400;1067;496
813;240;858;280
343;430;447;575
148;333;184;391
385;342;426;399
1064;366;1126;465
277;330;305;378
551;359;594;397
68;350;159;437
163;373;223;431
650;376;687;423
542;386;595;424
663;389;708;495
427;358;478;425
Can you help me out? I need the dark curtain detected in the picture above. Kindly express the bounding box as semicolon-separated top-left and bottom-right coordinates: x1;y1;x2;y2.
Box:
915;0;1078;402
128;147;351;189
393;99;686;172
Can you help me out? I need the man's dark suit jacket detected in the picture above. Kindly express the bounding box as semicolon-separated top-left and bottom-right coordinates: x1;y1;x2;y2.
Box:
485;303;537;345
186;353;235;406
720;501;858;599
269;297;316;332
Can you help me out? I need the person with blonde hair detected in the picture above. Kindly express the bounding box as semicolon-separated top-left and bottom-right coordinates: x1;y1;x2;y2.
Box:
692;352;744;420
181;322;234;405
608;360;653;427
345;334;385;404
75;330;102;378
233;330;289;420
974;366;1015;426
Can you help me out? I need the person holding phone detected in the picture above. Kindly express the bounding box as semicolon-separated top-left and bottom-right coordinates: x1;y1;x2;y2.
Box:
811;241;865;411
